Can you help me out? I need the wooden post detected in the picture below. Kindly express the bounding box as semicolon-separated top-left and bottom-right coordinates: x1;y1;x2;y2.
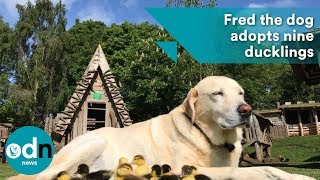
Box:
254;142;263;162
313;110;319;135
1;150;6;163
266;145;272;158
0;139;5;163
297;111;304;136
281;111;289;137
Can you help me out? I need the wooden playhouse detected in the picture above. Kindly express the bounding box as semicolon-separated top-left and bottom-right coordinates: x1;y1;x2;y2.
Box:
48;45;133;146
242;113;273;163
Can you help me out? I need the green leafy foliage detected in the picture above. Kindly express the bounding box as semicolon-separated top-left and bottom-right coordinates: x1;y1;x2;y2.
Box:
1;0;68;126
0;0;319;126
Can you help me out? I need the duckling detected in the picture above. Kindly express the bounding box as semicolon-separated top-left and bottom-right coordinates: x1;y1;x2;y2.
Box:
115;163;134;180
114;157;129;179
83;170;114;180
144;165;162;180
74;164;90;178
161;164;173;175
55;171;72;180
181;165;211;180
159;164;179;180
131;155;151;177
119;156;129;165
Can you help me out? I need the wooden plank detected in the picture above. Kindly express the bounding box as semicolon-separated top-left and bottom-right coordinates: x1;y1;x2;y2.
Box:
87;121;105;124
297;111;304;136
83;102;88;133
77;106;83;136
254;142;263;162
105;102;112;127
73;116;78;140
254;116;263;142
87;108;106;111
266;145;272;158
313;110;319;135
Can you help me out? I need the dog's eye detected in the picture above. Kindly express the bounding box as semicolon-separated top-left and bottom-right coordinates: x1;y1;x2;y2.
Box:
239;92;244;95
213;91;223;96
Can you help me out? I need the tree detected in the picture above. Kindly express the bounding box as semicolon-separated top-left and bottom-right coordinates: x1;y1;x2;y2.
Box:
0;17;16;123
10;0;67;126
0;17;15;75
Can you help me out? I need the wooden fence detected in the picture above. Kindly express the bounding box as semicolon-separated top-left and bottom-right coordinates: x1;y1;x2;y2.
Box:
287;123;320;136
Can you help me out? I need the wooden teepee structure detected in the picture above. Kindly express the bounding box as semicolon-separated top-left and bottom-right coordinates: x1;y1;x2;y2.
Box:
51;45;132;144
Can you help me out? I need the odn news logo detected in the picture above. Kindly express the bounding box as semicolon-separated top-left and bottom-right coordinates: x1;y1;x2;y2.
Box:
5;126;54;175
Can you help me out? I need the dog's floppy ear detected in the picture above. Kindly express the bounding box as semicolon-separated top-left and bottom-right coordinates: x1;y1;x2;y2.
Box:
183;88;198;123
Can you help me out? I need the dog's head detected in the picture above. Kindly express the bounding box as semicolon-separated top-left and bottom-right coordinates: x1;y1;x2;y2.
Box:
183;76;252;129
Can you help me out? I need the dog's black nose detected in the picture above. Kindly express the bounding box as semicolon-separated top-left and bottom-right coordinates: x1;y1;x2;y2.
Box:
237;104;252;117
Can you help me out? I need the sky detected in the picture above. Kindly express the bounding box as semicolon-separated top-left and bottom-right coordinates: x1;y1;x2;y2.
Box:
0;0;320;29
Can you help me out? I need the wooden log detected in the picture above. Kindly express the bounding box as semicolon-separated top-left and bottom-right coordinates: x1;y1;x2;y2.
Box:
297;111;304;136
242;155;261;164
242;139;256;149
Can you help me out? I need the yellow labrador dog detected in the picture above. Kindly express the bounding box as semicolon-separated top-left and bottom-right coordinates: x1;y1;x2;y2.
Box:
10;76;314;180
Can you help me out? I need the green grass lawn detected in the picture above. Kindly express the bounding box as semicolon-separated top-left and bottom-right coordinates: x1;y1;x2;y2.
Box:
0;135;320;179
0;163;17;179
243;135;320;179
271;135;320;179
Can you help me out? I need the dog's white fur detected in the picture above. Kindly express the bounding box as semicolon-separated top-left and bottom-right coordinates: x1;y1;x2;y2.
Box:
9;76;314;180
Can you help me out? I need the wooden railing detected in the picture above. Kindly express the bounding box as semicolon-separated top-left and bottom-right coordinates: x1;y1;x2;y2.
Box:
287;123;320;136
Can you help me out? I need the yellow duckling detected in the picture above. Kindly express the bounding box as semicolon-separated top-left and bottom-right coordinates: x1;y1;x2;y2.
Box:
131;155;151;177
115;163;133;180
114;157;129;179
55;171;72;180
119;156;129;164
181;165;211;180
